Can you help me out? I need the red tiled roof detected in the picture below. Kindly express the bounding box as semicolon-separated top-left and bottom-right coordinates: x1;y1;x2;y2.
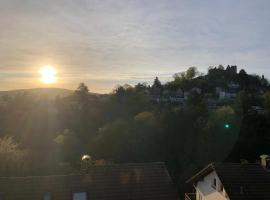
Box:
0;162;179;200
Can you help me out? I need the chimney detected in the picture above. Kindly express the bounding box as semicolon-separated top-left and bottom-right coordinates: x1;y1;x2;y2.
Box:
260;154;270;170
240;186;244;195
81;154;92;173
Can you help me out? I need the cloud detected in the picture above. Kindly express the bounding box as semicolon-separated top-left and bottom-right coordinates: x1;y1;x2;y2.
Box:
0;0;270;92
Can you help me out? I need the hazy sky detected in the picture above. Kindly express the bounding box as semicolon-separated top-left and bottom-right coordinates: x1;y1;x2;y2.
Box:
1;0;270;93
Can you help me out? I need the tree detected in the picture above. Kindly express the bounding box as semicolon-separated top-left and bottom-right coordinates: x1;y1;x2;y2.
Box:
201;106;240;162
238;69;249;88
75;83;89;101
153;77;162;88
134;111;155;125
173;67;199;81
92;119;131;161
0;136;28;175
152;77;162;95
186;67;199;79
233;91;252;115
54;129;80;164
135;83;148;93
77;83;89;93
263;91;270;113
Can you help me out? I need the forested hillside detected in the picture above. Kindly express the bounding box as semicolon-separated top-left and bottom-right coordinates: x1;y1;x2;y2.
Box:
0;88;73;99
0;65;270;193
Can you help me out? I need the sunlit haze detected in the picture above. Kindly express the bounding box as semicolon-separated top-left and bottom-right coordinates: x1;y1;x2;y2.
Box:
39;66;57;84
1;0;270;93
0;1;269;197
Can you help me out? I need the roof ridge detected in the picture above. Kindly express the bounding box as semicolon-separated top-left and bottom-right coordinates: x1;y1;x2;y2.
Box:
0;162;166;179
186;162;262;184
214;162;261;166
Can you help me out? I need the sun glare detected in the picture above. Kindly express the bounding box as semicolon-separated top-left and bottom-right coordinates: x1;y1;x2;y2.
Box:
39;66;57;84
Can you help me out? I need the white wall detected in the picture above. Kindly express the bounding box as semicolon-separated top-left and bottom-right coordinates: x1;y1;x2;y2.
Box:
195;171;229;200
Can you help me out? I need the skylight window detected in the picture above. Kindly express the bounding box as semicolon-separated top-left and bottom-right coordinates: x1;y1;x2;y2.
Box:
73;192;87;200
43;192;52;200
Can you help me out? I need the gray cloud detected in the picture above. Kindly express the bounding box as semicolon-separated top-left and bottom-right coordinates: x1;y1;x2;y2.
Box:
0;0;270;92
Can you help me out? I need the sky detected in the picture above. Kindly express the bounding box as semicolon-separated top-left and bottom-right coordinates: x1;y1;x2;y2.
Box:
0;0;270;93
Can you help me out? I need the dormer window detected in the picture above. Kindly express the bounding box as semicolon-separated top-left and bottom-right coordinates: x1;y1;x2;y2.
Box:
240;186;244;195
266;158;270;170
43;192;52;200
73;192;87;200
219;183;224;192
211;178;217;189
260;154;270;170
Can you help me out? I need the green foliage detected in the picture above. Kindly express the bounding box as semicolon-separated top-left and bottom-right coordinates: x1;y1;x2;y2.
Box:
151;77;163;95
168;67;201;92
54;129;80;164
134;111;155;123
153;77;162;88
0;66;269;194
0;136;28;176
203;106;240;160
174;67;199;81
263;91;270;113
76;83;89;95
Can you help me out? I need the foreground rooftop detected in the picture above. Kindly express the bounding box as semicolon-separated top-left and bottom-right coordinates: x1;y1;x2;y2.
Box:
0;162;179;200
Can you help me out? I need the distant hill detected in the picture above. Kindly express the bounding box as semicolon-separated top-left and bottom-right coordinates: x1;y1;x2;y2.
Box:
0;88;74;99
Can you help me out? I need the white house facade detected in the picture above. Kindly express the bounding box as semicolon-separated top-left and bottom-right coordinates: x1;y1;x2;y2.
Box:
195;171;229;200
185;156;270;200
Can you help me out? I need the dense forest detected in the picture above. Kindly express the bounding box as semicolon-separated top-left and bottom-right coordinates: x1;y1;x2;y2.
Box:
0;65;270;193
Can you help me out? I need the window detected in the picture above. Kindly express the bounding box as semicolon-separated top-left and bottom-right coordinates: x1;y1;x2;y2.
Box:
73;192;87;200
219;183;224;192
266;158;270;169
240;186;244;195
198;193;202;200
211;178;217;189
43;192;52;200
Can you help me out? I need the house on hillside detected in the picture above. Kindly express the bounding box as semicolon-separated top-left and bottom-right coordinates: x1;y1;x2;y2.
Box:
0;162;179;200
176;88;184;98
218;91;237;100
215;86;238;101
190;87;202;95
184;92;190;100
215;87;223;94
248;106;266;115
227;82;240;90
185;155;270;200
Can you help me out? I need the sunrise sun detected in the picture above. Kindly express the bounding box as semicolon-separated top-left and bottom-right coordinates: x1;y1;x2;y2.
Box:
39;66;57;84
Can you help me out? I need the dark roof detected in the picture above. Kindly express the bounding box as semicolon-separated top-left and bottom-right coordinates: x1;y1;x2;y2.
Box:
186;163;270;200
0;162;179;200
